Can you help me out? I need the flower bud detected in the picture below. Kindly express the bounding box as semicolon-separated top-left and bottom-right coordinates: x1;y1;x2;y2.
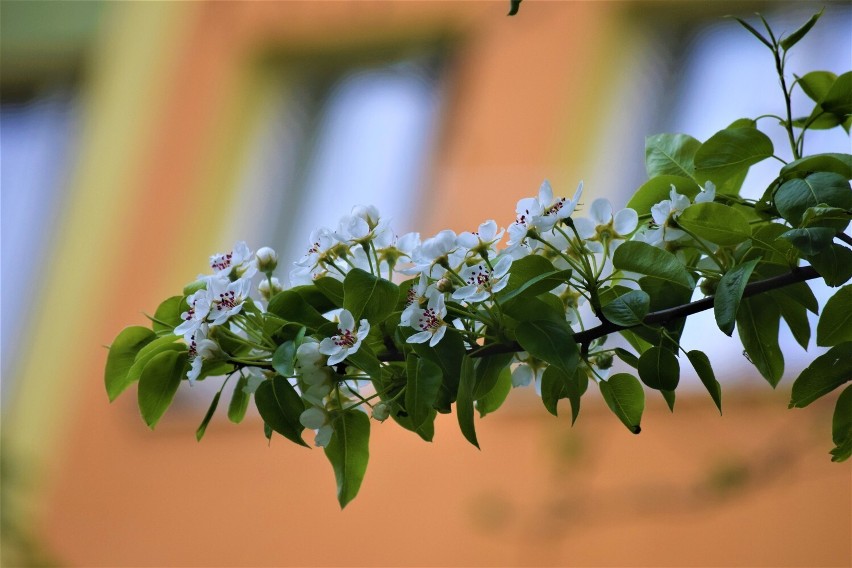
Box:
258;277;283;301
372;402;390;422
436;276;454;293
255;246;278;274
594;352;614;370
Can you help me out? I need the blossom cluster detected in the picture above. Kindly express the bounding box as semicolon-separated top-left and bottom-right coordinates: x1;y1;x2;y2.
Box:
171;178;721;446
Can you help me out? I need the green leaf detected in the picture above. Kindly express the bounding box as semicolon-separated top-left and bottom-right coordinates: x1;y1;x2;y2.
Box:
801;206;851;230
644;133;701;179
808;244;852;287
346;343;381;380
151;296;188;334
637;346;680;391
749;223;797;263
228;375;250;424
254;376;309;447
473;353;514;399
314;277;345;307
105;326;156;402
456;356;479;449
789;343;852;408
137;350;188;429
774;172;852;226
661;389;676;412
498;256;557;299
780;153;852;180
677;202;752;246
343;268;399;325
540;365;584;423
830;385;852;462
780;9;823;51
412;328;466;411
714;259;759;336
612;241;694;290
694;127;773;186
124;335;185;392
614;347;639;368
769;291;811;350
290;284;338;314
780;227;837;256
476;367;512;418
822;71;852;118
502;294;567;324
515;319;579;374
687;350;721;414
737;296;784;386
817;285;852;346
602;290;650;327
272;341;297;377
498;265;570;304
267;291;328;330
627;175;699;217
599;373;644;434
797;70;837;104
324;410;370;509
405;356;442;432
195;391;221;441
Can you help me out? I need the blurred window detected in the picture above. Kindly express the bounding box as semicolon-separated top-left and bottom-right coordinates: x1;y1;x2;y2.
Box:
1;89;80;405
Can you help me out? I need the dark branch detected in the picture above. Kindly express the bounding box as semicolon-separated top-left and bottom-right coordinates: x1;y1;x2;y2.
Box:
423;265;822;361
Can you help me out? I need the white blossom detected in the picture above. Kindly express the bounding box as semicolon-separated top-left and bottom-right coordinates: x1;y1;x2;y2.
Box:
406;290;449;347
319;309;370;366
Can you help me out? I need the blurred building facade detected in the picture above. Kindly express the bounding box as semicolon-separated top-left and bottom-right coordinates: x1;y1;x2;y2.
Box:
1;1;850;566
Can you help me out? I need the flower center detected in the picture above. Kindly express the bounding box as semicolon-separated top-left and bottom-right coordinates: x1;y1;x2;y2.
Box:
333;329;357;348
216;290;238;311
418;308;442;332
544;198;566;216
467;265;492;289
211;252;233;271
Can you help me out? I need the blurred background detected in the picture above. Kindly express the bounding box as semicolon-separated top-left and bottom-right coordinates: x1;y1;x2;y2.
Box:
1;1;850;566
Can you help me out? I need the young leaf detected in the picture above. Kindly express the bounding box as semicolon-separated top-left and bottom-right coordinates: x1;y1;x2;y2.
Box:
599;373;644;434
789;343;852;408
677;202;752;246
737;296;784;386
780;9;823;51
515;319;579;374
137;350;188;429
405;356;442;432
602;290;650;327
830;385;852;462
105;326;156;402
254;376;309;447
694;127;773;186
196;391;222;441
714;259;760;336
228;375;250;424
796;70;837;104
817;285;852;346
637;346;680;391
324;410;370;509
732;17;773;49
644;133;701;179
686;350;722;414
476;367;512;418
343;268;399;325
456;356;479;449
